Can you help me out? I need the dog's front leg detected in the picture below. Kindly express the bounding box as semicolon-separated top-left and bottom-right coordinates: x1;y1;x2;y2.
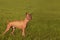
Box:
22;29;25;37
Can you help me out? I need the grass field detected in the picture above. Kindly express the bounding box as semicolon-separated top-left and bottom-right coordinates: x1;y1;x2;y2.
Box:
0;0;60;40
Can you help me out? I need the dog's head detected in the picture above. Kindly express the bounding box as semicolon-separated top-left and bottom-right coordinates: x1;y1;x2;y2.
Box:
26;12;32;20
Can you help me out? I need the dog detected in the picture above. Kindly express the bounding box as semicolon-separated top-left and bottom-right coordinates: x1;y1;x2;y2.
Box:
2;12;32;37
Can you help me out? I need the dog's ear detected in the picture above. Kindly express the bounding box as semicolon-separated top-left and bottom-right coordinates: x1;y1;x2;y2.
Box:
26;12;28;15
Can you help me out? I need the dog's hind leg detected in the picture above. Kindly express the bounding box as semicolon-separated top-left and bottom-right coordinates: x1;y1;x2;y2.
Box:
11;26;15;35
2;24;11;35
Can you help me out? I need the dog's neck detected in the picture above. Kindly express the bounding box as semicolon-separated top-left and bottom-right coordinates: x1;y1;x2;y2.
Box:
24;18;29;24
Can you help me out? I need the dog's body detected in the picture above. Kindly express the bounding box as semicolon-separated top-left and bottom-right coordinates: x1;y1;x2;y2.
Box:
2;12;32;37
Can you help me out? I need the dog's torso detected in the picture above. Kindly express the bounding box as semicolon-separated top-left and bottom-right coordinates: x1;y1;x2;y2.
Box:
8;20;27;29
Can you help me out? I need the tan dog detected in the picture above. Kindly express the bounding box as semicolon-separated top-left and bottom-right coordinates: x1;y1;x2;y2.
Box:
2;12;32;37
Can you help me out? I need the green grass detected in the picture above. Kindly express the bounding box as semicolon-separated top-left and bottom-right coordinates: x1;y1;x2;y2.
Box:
0;0;60;40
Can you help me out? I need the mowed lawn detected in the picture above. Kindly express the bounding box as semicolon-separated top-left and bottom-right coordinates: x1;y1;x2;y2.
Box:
0;0;60;40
